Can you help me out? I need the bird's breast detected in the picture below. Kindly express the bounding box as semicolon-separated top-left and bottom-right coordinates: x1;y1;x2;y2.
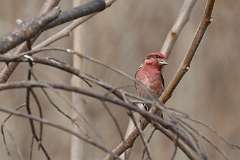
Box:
135;66;163;96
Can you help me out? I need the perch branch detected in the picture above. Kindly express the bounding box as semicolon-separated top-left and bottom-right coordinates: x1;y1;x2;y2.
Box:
161;0;215;102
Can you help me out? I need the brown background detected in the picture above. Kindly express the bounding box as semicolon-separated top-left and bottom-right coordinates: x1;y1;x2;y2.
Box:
0;0;239;159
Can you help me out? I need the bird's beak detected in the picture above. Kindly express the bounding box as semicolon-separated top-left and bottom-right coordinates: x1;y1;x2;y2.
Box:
158;59;168;66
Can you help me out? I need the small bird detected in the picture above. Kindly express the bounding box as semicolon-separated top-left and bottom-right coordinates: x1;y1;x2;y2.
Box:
121;52;167;160
135;51;167;110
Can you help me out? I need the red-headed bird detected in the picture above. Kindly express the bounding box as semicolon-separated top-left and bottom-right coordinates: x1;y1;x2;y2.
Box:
135;51;167;110
121;52;167;159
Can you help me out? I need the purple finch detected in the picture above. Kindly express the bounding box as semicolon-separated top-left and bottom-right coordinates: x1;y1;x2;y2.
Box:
121;52;167;160
135;51;167;110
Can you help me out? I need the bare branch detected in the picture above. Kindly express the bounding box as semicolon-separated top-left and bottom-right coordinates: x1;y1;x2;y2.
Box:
161;0;215;102
44;0;106;30
0;0;60;83
0;0;117;84
30;90;44;147
161;0;197;58
128;112;152;160
25;62;50;159
0;8;60;54
35;15;95;49
0;106;121;160
32;72;81;129
170;136;179;160
1;104;25;157
102;102;124;141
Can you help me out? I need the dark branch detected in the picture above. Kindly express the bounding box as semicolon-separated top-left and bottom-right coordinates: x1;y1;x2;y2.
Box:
44;0;106;30
0;8;60;54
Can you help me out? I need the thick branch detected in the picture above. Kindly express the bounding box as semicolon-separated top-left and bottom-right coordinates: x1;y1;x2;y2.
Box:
0;0;116;83
0;0;60;83
161;0;215;102
44;0;106;29
0;8;60;54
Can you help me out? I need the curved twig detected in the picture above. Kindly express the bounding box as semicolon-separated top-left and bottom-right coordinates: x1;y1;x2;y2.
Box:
0;106;121;160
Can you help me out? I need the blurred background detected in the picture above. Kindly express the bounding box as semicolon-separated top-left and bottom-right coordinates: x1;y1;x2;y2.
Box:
0;0;240;159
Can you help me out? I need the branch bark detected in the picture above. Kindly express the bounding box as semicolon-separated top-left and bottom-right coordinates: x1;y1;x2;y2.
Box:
0;8;60;54
0;0;116;84
160;0;215;103
0;0;61;83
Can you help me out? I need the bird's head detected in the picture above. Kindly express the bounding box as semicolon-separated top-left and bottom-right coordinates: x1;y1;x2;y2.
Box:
144;51;168;67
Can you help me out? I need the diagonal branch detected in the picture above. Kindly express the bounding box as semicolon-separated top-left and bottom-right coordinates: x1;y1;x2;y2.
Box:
0;8;60;54
0;0;61;83
160;0;215;103
161;0;197;58
0;0;117;84
44;0;106;30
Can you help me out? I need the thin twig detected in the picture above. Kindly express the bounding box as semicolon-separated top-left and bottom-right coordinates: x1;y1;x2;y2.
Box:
128;112;152;160
177;118;229;160
1;104;25;156
152;122;200;160
177;113;240;151
30;136;34;160
30;90;44;148
2;127;24;160
31;72;80;129
35;15;95;49
32;72;104;142
0;106;121;160
25;62;50;159
170;136;179;160
102;102;124;141
142;128;157;159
